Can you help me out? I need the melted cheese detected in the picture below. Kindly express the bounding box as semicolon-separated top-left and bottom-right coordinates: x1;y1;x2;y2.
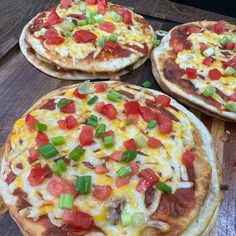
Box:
1;83;196;235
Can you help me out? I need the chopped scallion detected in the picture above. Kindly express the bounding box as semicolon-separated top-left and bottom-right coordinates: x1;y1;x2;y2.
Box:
107;90;122;102
76;176;92;194
38;143;59;159
87;95;98;105
69;146;85;161
104;135;114;148
147;119;157;129
87;115;98;127
34;122;47;132
52;136;66;146
59;194;74;209
57;98;70;109
121;150;137;163
157;181;172;193
116;166;131;177
95;124;106;138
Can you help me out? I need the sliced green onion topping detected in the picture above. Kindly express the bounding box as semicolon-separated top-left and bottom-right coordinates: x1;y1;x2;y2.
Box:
116;166;131;177
147;119;157;129
202;47;214;57
94;14;104;24
95;124;106;138
141;81;151;88
77;19;87;26
121;212;145;226
69;146;85;161
57;98;70;109
76;176;92;194
134;136;147;148
86;11;98;24
110;11;122;22
59;194;74;209
107;90;122;102
220;36;230;45
224;102;236;112
62;30;72;37
34;122;47;132
79;2;86;12
153;39;161;47
121;150;137;163
52;159;67;176
224;66;236;76
157;181;172;193
87;95;98;105
98;36;107;47
104;135;114;148
87;115;98;127
38;143;59;159
52;136;66;146
109;34;118;42
66;22;74;31
203;86;216;97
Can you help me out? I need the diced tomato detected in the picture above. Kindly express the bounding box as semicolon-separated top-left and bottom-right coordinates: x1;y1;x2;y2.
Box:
93;185;112;200
94;83;108;93
102;104;118;119
208;68;222;80
95;102;105;113
28;147;40;162
147;137;162;149
99;22;116;33
156;114;172;134
60;0;72;9
73;88;88;99
139;106;156;122
43;28;64;45
130;162;139;176
229;91;236;102
25;114;38;132
136;168;159;192
199;42;208;53
213;21;227;34
226;42;235;50
28;167;46;186
124;138;137;150
35;132;49;147
86;0;98;4
124;101;140;114
182;149;195;167
79;125;94;146
58;115;78;130
155;95;171;107
115;176;131;188
47;9;63;25
74;30;97;43
127;114;139;125
63;208;93;229
118;9;132;24
97;0;108;14
95;164;108;174
202;57;212;67
185;67;197;79
60;100;76;114
47;176;77;197
187;25;201;33
110;151;122;161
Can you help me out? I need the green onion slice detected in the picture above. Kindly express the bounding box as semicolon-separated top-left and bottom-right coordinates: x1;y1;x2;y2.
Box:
116;166;131;177
57;98;70;109
95;124;106;138
203;86;216;97
104;135;114;148
224;66;236;76
110;11;122;22
79;2;86;12
38;143;59;159
76;176;92;194
52;159;67;176
77;19;87;26
157;181;172;193
224;102;236;112
141;81;151;88
52;136;66;146
109;34;118;42
87;95;98;105
94;14;104;24
34;122;47;132
147;119;157;129
69;146;85;161
121;150;137;163
87;115;98;127
59;194;74;209
98;36;107;47
107;90;122;102
134;136;147;148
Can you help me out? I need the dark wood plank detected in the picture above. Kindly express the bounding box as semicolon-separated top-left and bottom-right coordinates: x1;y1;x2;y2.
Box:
135;0;236;24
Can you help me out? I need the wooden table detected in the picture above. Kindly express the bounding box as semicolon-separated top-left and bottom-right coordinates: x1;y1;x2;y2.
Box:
0;0;235;235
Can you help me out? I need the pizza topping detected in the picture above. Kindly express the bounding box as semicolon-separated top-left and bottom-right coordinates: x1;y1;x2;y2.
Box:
116;166;132;177
147;119;157;129
94;83;108;93
93;185;112;200
182;149;195;167
87;95;99;105
118;9;132;24
213;20;228;34
40;99;56;110
86;115;98;127
208;68;222;80
144;187;156;208
115;176;131;187
58;115;79;130
34;122;47;132
76;175;92;194
95;123;106;138
5;171;17;185
28;166;46;186
156;114;173;134
185;67;197;79
121;212;145;227
124;101;140;114
202;57;213;67
25;114;38;132
74;30;97;43
79;125;94;146
28;147;40;163
124;139;138;150
52;159;67;176
107;90;122;102
155;95;171;107
203;86;216;97
97;0;108;15
110;151;122;161
42;28;64;45
38;143;59;159
99;21;116;33
69;146;85;161
35;132;49;147
59;193;74;209
101;103;118;119
225;102;236;112
86;0;97;4
157;181;172;193
147;137;162;149
134;136;147;148
95;164;108;174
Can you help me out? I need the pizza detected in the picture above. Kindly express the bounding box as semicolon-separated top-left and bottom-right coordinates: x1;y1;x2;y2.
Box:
151;20;236;122
0;81;221;235
19;0;156;80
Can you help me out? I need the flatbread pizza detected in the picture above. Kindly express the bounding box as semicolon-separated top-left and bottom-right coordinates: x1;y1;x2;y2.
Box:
20;0;156;80
152;20;236;122
0;81;221;235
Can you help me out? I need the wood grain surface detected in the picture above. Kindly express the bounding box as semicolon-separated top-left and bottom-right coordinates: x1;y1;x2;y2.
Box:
0;0;235;235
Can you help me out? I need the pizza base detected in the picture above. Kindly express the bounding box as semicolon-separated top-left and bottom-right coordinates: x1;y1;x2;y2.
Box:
151;21;236;122
0;82;222;235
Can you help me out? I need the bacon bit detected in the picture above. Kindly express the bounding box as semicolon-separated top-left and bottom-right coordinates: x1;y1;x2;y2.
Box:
109;76;120;81
16;163;23;169
13;188;31;209
220;184;229;191
40;99;56;110
83;161;95;169
145;187;156;208
5;171;17;185
220;130;231;143
118;90;135;99
44;164;53;178
95;164;108;174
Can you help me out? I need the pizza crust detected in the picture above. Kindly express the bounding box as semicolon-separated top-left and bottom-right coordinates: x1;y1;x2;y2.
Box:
151;21;236;122
0;82;222;235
